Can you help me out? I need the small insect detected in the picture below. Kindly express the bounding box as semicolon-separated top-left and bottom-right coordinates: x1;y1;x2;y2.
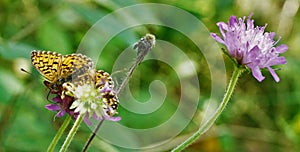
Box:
31;50;94;92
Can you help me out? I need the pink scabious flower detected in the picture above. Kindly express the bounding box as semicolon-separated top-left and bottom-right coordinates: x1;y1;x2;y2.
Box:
211;14;288;82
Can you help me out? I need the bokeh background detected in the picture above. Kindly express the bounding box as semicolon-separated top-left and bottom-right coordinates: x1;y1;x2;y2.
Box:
0;0;299;152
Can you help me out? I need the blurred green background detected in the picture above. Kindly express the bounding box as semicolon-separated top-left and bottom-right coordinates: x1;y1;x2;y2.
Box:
0;0;299;152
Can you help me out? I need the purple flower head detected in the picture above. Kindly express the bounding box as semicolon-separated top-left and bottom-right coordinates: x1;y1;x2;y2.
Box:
45;95;79;118
64;81;121;125
44;81;121;125
211;14;288;82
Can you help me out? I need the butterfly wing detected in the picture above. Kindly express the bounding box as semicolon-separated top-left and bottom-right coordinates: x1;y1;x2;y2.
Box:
102;91;119;116
95;70;118;116
60;53;94;85
31;50;62;83
95;70;114;89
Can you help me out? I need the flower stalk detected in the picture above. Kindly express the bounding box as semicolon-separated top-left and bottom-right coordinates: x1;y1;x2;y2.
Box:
172;67;245;151
59;113;85;152
47;115;72;152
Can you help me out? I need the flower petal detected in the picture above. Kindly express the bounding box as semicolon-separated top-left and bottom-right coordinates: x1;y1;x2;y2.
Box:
70;100;80;109
267;56;287;66
45;104;61;111
56;110;66;117
211;33;225;44
106;116;122;122
83;114;92;126
267;67;280;82
251;66;265;82
216;22;228;31
52;96;62;103
276;44;288;53
229;16;237;26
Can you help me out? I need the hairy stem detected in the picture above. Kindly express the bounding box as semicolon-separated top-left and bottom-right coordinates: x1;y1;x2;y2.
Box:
47;116;72;152
59;113;84;152
172;67;244;151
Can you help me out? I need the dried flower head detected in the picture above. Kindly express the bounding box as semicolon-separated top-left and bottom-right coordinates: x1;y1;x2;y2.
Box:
134;33;156;57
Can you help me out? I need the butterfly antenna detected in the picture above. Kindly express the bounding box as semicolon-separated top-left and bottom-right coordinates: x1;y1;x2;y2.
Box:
21;68;53;100
21;68;45;81
21;68;32;75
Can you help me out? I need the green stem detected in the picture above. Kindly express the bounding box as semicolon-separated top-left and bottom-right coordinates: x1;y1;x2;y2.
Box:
59;113;84;152
172;67;244;152
47;115;72;152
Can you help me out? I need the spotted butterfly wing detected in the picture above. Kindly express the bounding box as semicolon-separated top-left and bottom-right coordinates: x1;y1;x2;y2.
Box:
94;70;114;89
31;50;94;91
61;54;94;80
94;70;118;116
102;91;119;116
31;51;63;83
